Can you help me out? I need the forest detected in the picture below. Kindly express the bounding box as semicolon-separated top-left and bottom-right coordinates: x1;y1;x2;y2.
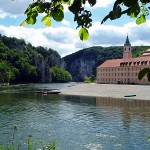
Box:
0;34;72;83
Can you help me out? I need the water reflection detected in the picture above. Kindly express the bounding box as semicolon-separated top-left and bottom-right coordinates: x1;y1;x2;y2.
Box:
96;97;150;108
0;86;150;150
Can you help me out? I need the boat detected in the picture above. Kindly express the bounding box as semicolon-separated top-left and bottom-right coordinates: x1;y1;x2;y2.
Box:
47;90;61;94
35;90;61;94
124;94;136;97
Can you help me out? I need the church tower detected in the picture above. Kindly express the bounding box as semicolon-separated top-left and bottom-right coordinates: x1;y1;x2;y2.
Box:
123;35;132;59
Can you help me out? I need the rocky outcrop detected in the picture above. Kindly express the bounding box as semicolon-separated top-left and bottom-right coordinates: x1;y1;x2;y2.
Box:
33;52;65;83
63;47;98;82
63;46;123;82
67;57;96;81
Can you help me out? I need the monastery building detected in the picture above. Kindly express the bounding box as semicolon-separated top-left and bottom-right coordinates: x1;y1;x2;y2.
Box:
97;36;150;85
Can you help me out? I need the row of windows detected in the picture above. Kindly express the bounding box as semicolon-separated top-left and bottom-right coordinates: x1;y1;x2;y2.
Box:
97;78;147;82
97;67;147;72
97;72;138;77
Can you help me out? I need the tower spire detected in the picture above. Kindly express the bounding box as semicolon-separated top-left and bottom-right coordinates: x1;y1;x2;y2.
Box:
123;35;132;59
125;35;130;44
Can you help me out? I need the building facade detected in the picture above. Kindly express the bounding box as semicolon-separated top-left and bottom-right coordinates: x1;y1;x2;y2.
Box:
97;36;150;85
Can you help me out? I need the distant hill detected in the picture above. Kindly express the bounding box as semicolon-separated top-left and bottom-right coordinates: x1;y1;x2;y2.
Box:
0;34;68;83
63;46;150;81
1;34;149;83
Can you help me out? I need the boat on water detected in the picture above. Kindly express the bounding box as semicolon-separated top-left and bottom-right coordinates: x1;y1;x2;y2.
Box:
124;94;136;97
35;90;61;94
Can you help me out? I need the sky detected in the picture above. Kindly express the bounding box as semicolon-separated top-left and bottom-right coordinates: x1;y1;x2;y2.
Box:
0;0;150;57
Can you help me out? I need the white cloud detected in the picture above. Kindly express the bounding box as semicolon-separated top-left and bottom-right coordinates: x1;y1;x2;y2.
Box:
85;0;114;8
0;0;114;20
0;10;7;19
0;25;81;56
96;0;115;7
0;0;114;16
0;0;32;17
0;21;150;57
88;20;150;47
61;20;70;26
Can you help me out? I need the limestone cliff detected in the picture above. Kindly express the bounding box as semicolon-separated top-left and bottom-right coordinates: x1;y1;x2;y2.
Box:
63;46;150;82
63;46;123;81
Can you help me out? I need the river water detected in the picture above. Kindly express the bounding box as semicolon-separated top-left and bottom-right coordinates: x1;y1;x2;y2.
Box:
0;83;150;150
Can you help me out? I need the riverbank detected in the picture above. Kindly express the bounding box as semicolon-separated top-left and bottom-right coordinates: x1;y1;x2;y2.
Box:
61;83;150;100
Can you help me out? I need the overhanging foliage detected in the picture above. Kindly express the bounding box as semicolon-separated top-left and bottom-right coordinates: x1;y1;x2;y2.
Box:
22;0;150;40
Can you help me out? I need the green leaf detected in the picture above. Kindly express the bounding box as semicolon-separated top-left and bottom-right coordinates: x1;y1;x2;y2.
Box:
123;0;137;7
20;20;27;26
41;16;52;26
62;0;70;4
148;136;150;142
138;68;149;80
37;5;45;13
128;4;140;18
52;9;64;22
88;0;96;6
79;28;89;41
63;0;69;2
136;14;146;24
26;17;36;24
25;8;32;15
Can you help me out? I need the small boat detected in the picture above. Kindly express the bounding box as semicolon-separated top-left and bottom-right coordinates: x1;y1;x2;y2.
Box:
35;90;61;94
47;90;61;94
124;94;136;97
35;91;44;94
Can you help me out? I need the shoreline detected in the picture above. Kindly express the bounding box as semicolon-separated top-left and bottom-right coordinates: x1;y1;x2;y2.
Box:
60;83;150;100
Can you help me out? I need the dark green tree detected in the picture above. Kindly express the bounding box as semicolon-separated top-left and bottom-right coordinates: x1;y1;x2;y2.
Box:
0;61;15;83
50;66;72;83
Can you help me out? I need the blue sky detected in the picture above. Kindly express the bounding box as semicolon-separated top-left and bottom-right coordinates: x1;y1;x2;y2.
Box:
0;0;150;57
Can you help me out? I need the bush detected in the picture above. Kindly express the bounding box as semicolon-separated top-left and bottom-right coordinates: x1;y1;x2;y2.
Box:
84;75;96;83
50;66;72;83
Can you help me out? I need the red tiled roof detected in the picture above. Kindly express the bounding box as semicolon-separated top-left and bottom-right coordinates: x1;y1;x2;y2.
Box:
97;56;150;68
142;49;150;56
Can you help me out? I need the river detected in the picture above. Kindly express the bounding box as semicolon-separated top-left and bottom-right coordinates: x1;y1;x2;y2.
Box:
0;83;150;150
